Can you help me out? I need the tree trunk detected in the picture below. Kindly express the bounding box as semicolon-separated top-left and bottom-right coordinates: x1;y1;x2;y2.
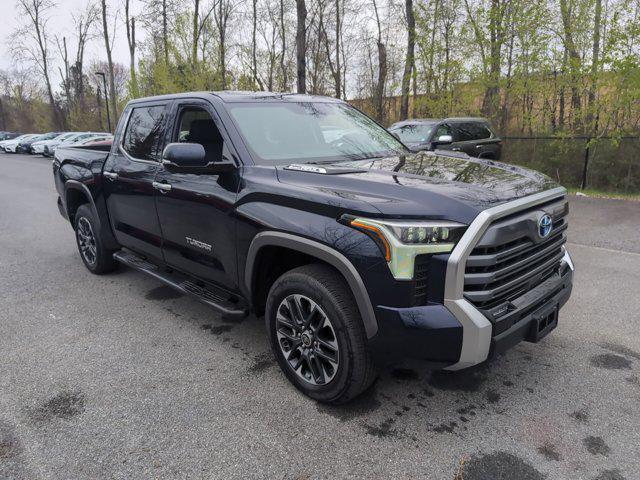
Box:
372;0;386;123
192;0;200;65
125;0;138;97
163;0;169;66
252;0;262;90
279;0;287;91
295;0;306;94
426;0;439;95
58;36;71;109
73;4;98;112
586;0;602;133
481;0;502;123
559;0;581;131
334;0;342;98
218;0;227;89
100;0;118;125
400;0;415;120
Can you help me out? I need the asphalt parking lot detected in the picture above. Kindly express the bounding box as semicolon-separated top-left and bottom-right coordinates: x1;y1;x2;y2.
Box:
1;153;639;480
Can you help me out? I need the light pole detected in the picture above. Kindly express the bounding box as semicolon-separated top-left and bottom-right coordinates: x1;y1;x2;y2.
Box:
95;71;112;132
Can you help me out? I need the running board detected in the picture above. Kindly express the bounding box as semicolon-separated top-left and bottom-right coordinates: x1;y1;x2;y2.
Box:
113;250;249;319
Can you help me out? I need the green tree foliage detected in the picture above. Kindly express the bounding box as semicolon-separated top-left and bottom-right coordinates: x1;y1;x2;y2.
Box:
4;0;640;191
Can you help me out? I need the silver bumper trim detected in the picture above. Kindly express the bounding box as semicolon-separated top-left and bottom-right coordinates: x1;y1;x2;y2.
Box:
444;186;568;370
562;248;575;271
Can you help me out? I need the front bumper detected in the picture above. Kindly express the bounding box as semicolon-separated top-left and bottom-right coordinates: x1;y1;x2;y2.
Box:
367;187;573;369
369;252;573;367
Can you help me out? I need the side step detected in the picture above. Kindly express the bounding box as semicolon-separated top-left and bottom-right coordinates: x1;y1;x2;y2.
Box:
113;250;249;319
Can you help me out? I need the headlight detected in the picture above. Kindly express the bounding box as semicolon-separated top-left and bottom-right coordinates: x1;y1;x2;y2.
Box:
342;216;467;280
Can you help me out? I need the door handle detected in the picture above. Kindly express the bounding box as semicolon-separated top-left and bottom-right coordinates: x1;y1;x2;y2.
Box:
103;171;118;181
152;181;172;193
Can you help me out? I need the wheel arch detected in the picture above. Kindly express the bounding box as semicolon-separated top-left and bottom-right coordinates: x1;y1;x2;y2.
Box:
245;232;378;338
65;181;98;227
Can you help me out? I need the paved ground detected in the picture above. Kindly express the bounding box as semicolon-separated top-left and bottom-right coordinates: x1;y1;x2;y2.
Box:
0;153;639;480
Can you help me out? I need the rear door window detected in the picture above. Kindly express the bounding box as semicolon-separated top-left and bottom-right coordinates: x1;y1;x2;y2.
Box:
455;122;492;141
122;105;166;161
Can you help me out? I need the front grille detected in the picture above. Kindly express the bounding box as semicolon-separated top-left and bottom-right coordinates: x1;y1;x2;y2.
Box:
463;199;568;311
412;254;430;305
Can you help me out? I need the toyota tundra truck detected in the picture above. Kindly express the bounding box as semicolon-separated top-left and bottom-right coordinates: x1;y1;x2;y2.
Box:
53;92;574;403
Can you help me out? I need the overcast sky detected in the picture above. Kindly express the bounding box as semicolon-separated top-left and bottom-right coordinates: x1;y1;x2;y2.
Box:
1;0;139;75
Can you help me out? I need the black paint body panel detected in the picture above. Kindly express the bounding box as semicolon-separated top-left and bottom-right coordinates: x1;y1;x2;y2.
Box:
52;92;563;366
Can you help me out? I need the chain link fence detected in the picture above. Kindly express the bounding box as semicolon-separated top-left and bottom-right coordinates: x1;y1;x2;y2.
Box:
500;136;639;193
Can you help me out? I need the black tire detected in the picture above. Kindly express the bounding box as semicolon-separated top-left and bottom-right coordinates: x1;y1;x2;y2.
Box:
74;204;118;274
266;264;377;404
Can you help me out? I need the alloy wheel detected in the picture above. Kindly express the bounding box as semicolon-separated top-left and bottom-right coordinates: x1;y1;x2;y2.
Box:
276;294;340;386
76;217;97;266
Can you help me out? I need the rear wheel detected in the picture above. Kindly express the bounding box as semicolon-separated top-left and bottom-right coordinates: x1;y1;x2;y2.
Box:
266;264;377;404
74;204;117;274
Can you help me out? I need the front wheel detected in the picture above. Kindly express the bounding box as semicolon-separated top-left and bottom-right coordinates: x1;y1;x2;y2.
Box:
266;264;377;404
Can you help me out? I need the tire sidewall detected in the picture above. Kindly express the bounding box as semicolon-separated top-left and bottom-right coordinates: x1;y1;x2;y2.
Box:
266;272;356;403
74;205;109;274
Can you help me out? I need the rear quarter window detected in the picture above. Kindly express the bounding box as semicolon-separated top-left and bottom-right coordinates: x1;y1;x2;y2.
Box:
122;105;166;161
455;122;493;141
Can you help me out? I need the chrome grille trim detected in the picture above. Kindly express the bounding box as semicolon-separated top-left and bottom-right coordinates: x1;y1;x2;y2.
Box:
443;186;567;370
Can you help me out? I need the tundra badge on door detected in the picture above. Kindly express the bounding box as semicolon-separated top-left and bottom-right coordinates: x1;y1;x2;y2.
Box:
186;237;212;252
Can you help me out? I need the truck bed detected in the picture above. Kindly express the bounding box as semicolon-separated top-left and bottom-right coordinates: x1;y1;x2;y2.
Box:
54;144;112;166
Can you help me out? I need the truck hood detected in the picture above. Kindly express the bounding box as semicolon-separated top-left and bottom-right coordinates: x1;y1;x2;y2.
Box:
276;151;561;224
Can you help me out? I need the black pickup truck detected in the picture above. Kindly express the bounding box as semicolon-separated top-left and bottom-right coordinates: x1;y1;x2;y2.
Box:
53;92;574;403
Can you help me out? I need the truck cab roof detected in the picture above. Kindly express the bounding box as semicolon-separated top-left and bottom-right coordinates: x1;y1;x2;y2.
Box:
129;91;345;105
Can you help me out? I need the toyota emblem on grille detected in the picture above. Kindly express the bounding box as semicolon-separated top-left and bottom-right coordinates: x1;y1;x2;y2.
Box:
538;214;553;238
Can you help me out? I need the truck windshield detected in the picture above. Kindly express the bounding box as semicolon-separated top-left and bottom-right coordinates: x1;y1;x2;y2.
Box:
227;101;407;165
389;123;435;144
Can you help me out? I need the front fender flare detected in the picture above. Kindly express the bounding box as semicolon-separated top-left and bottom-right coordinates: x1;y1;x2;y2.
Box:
245;231;378;338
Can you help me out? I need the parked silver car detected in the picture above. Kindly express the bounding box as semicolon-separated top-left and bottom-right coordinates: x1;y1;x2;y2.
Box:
44;132;109;157
31;132;73;155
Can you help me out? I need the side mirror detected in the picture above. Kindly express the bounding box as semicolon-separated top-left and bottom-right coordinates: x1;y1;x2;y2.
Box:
432;134;453;146
162;142;207;167
162;142;236;174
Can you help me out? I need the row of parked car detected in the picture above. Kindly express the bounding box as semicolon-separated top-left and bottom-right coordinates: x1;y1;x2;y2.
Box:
0;131;113;157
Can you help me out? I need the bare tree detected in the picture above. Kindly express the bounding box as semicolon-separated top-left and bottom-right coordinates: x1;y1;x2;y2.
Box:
56;36;71;112
125;0;138;97
319;0;342;97
72;4;99;109
372;0;387;122
192;0;217;67
399;0;415;119
12;0;63;128
295;0;307;93
192;0;200;64
99;0;119;123
163;0;169;65
251;0;265;89
559;0;582;130
214;0;236;89
279;0;288;90
586;0;602;132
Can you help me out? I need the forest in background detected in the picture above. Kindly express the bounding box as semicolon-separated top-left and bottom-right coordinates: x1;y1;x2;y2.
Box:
1;0;639;192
